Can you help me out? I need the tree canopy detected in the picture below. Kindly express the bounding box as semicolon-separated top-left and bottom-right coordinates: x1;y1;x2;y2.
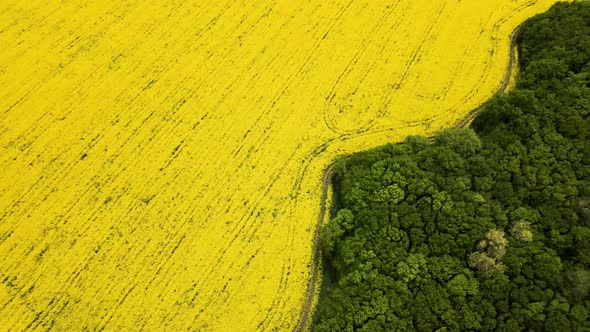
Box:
313;2;590;331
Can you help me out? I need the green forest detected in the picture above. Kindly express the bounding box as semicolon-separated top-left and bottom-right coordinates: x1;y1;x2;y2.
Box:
313;2;590;331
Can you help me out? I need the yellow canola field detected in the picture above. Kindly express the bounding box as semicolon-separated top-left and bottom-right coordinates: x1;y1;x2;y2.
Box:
0;0;563;330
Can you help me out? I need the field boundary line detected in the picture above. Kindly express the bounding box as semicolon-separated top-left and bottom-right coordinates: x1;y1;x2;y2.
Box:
295;24;521;332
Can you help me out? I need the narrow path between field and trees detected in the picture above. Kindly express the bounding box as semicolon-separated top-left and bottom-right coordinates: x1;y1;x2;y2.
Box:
295;26;522;332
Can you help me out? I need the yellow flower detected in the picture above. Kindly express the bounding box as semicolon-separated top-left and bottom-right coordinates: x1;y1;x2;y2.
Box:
0;0;565;330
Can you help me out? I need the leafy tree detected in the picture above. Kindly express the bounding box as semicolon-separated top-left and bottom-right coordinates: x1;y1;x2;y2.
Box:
511;220;534;241
468;252;506;275
477;229;509;259
321;209;354;257
434;128;482;157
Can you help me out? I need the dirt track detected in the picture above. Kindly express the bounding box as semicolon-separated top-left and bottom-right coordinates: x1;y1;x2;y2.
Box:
294;164;333;332
294;27;521;332
457;27;521;128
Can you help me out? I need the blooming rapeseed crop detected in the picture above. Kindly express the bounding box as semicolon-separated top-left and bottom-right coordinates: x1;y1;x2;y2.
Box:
0;0;564;330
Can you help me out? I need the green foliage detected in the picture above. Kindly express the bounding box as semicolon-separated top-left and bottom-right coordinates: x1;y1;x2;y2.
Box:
313;2;590;331
321;209;354;257
477;229;509;260
434;128;482;157
561;270;590;304
511;220;534;241
468;252;506;275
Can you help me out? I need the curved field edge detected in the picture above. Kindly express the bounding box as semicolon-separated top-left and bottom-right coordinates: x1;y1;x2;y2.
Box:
290;1;564;325
0;1;570;330
310;1;590;330
295;23;523;332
